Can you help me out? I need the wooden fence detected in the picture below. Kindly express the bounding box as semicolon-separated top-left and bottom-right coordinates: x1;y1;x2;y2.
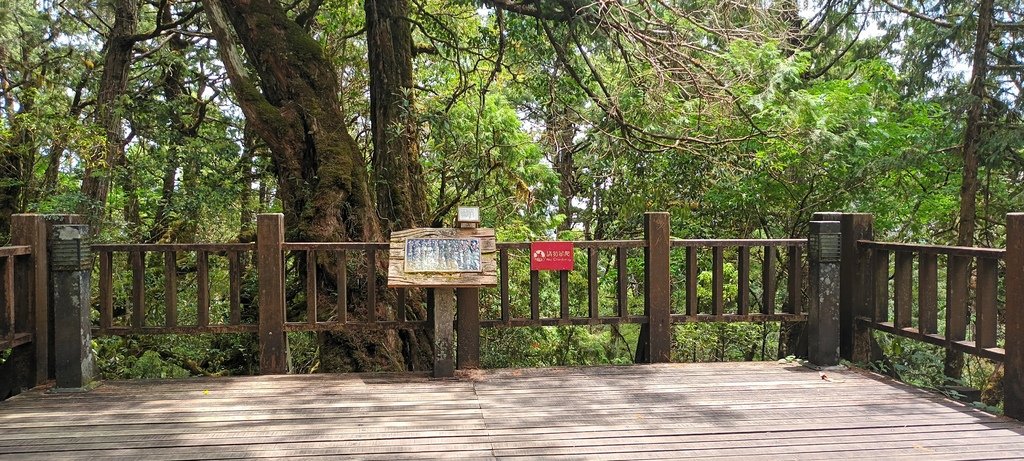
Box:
82;213;807;372
8;211;1024;420
841;213;1024;419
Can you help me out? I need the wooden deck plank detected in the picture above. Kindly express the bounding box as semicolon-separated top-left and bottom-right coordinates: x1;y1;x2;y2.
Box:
2;363;1023;460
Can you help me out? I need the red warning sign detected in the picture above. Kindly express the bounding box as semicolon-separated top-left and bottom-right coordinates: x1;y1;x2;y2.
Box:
530;241;574;271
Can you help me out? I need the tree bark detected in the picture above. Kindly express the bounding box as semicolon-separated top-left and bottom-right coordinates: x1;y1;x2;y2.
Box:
79;0;139;227
203;0;432;372
204;0;379;243
946;0;993;381
957;0;992;249
366;0;427;231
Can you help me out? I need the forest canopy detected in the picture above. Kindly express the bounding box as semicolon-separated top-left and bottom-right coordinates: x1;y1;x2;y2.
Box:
1;0;1022;380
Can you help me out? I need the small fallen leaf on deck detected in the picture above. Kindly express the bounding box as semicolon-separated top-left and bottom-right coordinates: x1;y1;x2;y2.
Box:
203;389;210;395
819;373;831;382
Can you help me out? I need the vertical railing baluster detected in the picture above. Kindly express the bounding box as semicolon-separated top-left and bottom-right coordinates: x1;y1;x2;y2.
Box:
975;257;998;349
617;247;628;318
559;270;569;321
530;269;540;321
337;250;348;324
894;251;913;329
306;250;317;325
397;288;407;323
872;249;889;322
164;251;177;327
499;247;509;322
787;246;802;314
1;256;12;343
918;252;938;334
131;251;145;328
229;250;242;325
762;246;776;315
712;246;724;316
686;246;698;316
947;255;969;343
738;247;750;315
99;251;113;329
197;250;210;327
588;247;599;319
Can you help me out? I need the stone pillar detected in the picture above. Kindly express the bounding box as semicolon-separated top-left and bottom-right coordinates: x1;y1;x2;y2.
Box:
808;219;841;367
431;288;455;378
50;224;96;390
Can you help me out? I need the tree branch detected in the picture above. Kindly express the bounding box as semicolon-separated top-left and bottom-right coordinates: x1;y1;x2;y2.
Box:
879;0;952;28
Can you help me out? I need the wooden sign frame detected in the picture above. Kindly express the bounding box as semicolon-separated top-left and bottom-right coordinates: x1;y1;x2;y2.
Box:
388;227;497;287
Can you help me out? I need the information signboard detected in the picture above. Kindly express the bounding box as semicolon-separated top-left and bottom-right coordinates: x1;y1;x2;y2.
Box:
388;228;497;287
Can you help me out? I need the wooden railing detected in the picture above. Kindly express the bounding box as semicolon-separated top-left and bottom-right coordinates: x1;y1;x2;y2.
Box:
80;213;809;372
10;211;1024;422
842;212;1024;420
91;243;256;335
855;241;1004;361
0;215;48;399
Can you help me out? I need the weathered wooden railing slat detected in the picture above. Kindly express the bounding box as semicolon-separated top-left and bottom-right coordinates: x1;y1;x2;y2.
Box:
588;247;599;319
164;251;177;328
762;246;777;315
976;257;998;350
686;246;698;315
617;246;629;318
197;250;210;327
738;247;750;315
787;246;802;314
918;252;938;334
893;251;912;329
336;250;348;323
306;250;317;325
711;246;724;315
131;251;145;328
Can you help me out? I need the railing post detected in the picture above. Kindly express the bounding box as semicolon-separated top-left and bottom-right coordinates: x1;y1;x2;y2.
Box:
638;212;671;363
257;214;289;374
808;216;841;367
1005;213;1024;420
49;223;96;390
11;214;48;389
456;287;480;370
840;213;874;363
431;288;456;378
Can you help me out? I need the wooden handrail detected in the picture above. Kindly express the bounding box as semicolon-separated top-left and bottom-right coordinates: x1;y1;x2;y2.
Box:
858;240;1005;259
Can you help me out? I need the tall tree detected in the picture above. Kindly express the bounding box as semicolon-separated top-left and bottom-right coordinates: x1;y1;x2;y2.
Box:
203;0;380;243
202;0;438;371
78;0;139;226
366;0;428;231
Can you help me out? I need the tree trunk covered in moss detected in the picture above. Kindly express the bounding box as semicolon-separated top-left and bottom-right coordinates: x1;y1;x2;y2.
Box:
366;0;427;231
203;0;431;372
79;0;138;227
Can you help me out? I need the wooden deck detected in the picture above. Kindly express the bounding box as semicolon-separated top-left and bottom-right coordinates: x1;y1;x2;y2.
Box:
2;362;1024;460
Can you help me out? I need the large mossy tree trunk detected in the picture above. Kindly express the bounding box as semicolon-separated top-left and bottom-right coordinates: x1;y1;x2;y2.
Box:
366;0;427;233
365;0;435;371
204;0;431;372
